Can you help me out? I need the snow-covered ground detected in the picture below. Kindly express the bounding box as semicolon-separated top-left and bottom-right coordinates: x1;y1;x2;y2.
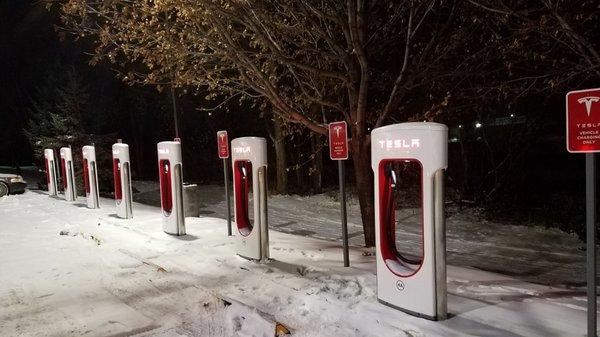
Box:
137;183;596;288
0;190;598;336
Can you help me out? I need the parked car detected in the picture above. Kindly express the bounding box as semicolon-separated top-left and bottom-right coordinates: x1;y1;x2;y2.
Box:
0;165;43;190
0;173;27;197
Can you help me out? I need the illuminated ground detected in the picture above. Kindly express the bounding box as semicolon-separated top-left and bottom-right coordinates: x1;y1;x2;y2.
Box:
0;191;596;336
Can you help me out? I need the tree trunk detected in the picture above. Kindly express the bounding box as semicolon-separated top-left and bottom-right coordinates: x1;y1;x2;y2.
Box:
351;135;375;247
290;140;308;194
310;133;323;194
129;106;142;179
458;128;471;203
264;111;288;195
295;147;308;194
273;116;288;195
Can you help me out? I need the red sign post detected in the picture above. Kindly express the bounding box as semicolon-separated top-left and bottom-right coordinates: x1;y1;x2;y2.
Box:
328;121;350;267
329;121;349;160
217;130;230;159
566;88;599;337
217;130;232;236
567;88;600;153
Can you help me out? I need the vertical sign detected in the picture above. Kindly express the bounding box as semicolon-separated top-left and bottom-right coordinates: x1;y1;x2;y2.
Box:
566;88;599;337
329;121;349;160
567;88;600;152
217;130;232;235
217;131;230;159
329;121;349;267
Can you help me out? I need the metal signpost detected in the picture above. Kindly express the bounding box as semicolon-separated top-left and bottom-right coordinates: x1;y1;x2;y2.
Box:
217;130;232;236
566;88;600;337
329;121;350;267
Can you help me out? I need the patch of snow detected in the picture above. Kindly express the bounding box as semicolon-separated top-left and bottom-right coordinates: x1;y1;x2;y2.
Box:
0;191;597;336
225;302;275;337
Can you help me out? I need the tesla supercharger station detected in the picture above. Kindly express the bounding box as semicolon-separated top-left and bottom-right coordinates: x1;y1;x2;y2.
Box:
371;122;448;320
60;147;77;201
82;146;100;209
231;137;269;261
157;140;185;235
112;142;133;219
44;149;58;196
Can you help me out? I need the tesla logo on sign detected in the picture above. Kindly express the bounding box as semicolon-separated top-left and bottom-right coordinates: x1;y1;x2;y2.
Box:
333;125;343;137
567;88;600;153
578;96;600;117
377;139;421;150
217;130;229;158
233;146;251;154
329;121;348;160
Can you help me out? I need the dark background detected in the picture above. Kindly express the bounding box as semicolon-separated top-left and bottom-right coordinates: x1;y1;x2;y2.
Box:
0;1;593;239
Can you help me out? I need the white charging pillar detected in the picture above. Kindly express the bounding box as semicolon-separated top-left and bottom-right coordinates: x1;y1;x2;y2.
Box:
231;137;269;261
157;140;185;235
44;149;58;196
371;122;447;320
59;147;77;202
112;142;133;219
82;145;100;209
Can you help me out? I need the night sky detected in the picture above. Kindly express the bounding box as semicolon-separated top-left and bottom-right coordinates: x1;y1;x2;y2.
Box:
0;1;258;183
0;1;120;166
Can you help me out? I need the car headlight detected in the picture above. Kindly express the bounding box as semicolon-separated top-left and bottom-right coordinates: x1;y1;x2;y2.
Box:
10;176;24;183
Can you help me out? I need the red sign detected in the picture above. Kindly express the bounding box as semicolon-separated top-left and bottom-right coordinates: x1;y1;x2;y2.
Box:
329;121;348;160
217;130;229;158
567;88;600;153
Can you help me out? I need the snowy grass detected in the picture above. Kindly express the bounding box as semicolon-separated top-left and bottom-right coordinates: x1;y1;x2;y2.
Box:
0;191;597;336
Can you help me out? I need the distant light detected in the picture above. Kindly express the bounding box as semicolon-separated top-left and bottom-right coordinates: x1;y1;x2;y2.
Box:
458;125;463;128
510;114;515;118
208;112;212;116
475;122;482;128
